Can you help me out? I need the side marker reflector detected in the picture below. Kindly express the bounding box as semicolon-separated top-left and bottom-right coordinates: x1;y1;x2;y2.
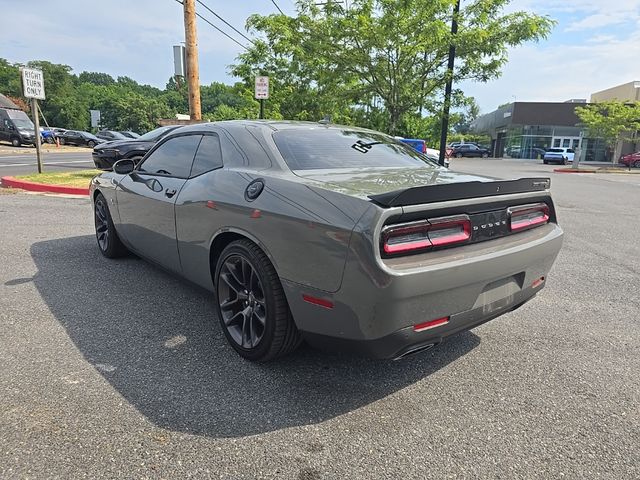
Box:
413;316;449;332
531;276;545;289
302;294;334;309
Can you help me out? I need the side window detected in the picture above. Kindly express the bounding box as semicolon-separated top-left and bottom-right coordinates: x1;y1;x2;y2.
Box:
138;135;202;178
190;134;223;177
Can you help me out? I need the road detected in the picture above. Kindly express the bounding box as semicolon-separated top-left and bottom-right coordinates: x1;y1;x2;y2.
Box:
0;150;94;176
0;158;638;479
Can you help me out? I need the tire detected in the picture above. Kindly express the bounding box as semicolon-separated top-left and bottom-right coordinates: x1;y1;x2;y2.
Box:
11;137;21;147
634;160;640;168
455;153;463;158
59;137;65;145
563;157;568;165
45;137;54;144
215;239;301;362
543;160;548;165
94;193;128;258
87;140;96;148
482;153;488;158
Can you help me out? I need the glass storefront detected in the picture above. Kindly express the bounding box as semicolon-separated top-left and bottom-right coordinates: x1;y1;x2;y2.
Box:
500;124;596;160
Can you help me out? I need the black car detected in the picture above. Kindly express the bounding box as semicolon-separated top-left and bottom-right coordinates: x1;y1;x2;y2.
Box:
58;130;104;148
92;125;181;170
119;130;140;139
452;144;490;158
96;130;128;142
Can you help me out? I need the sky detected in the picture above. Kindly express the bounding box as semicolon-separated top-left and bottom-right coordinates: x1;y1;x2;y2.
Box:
1;0;639;114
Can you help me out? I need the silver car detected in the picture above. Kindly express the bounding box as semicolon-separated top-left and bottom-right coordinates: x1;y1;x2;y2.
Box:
90;121;563;361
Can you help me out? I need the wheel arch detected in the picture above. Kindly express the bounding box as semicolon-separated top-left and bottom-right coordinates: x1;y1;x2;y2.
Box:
209;228;280;286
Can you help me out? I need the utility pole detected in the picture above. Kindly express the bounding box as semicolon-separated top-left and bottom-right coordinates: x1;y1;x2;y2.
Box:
438;0;460;167
183;0;202;120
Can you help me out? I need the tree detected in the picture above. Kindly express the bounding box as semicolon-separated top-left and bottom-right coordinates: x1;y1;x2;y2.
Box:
233;0;554;134
575;101;640;160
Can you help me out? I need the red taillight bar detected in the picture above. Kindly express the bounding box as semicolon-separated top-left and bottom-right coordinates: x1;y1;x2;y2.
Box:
381;214;471;255
508;203;550;232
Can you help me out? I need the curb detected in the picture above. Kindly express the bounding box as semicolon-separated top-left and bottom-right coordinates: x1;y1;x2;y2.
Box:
553;168;597;173
1;176;90;196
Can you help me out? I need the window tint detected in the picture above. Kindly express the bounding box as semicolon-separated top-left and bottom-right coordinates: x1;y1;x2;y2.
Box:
138;135;201;178
190;134;223;177
273;129;436;170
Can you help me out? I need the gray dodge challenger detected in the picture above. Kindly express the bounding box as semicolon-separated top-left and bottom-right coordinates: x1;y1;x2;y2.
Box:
90;120;563;361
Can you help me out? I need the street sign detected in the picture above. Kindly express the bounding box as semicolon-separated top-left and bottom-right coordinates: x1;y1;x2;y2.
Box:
90;110;101;128
255;76;269;99
21;68;46;100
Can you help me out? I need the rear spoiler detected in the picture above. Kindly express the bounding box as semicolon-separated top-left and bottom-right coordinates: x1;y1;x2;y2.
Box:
369;177;551;208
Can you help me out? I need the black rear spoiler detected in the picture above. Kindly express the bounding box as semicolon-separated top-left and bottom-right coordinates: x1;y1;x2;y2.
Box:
369;177;551;208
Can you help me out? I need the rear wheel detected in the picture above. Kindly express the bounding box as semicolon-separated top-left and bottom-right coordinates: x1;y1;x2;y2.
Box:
215;240;301;362
94;193;128;258
455;153;463;158
59;137;65;145
634;160;640;168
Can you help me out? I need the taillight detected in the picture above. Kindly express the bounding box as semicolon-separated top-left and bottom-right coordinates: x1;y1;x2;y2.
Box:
382;214;471;255
508;203;550;232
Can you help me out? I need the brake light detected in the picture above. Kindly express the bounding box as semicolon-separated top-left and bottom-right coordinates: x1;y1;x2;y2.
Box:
413;316;449;332
382;214;471;255
508;203;549;232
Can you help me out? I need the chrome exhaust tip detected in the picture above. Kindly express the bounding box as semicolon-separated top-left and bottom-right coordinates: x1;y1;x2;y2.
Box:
393;343;437;360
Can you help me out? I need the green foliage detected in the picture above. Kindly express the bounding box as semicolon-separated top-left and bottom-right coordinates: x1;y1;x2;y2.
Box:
0;58;252;133
232;0;554;134
575;101;640;147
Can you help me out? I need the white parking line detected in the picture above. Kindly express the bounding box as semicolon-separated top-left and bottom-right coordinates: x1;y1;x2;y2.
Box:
0;159;94;168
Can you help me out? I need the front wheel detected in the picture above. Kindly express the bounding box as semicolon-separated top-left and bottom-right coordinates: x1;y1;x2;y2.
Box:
455;153;463;158
481;153;489;158
94;193;128;258
59;137;65;145
215;240;301;362
87;140;96;148
563;157;568;165
633;160;640;168
11;137;21;147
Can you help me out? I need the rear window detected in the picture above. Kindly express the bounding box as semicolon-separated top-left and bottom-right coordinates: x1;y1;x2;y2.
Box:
273;128;436;170
547;148;564;153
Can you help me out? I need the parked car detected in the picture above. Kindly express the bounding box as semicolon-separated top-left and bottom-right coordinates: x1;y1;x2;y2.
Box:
0;107;36;146
543;148;574;165
92;125;182;170
96;130;128;142
452;143;490;158
58;130;104;148
90;120;563;362
119;130;140;139
620;151;640;168
398;138;449;168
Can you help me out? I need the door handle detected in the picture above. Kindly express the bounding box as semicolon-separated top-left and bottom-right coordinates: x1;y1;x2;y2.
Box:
165;188;177;198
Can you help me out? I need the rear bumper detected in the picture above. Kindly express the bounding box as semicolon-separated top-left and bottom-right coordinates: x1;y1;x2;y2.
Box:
303;282;539;359
283;222;563;358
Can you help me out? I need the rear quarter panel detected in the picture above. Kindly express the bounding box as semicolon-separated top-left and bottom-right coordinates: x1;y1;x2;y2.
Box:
175;169;373;292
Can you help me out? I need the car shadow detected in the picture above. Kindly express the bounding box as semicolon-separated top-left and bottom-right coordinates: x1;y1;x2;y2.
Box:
30;235;480;439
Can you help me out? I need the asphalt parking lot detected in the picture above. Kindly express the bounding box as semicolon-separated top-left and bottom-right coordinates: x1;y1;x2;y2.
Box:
1;158;638;479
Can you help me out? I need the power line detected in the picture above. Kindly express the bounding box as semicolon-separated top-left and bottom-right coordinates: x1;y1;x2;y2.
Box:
196;0;256;46
173;0;249;50
270;0;285;14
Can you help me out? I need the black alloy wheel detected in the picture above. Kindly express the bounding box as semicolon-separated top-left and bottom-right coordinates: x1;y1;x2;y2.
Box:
215;240;301;361
94;193;128;258
88;140;96;148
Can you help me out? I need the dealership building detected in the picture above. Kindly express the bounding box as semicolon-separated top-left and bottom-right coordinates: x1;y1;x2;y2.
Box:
470;81;640;163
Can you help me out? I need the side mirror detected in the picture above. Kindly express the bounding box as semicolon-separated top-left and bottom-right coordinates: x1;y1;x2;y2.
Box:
113;158;136;175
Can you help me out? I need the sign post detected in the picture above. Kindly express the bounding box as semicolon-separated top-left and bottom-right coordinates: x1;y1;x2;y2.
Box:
21;68;46;173
254;76;269;120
